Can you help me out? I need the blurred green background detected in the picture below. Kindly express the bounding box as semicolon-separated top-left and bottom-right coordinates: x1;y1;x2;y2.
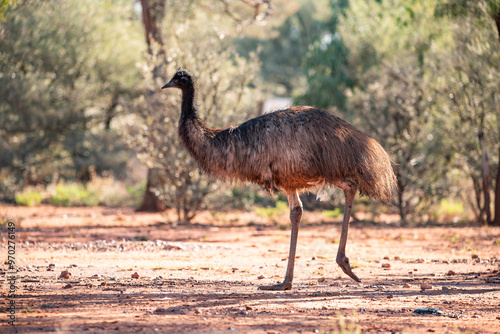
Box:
1;0;499;225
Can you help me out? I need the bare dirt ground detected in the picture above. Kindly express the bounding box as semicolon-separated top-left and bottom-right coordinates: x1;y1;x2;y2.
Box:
1;204;499;333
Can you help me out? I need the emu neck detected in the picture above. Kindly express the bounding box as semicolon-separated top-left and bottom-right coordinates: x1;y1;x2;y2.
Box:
180;85;197;121
178;84;212;167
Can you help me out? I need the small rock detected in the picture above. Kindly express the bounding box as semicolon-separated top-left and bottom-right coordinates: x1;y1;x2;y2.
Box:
413;308;443;316
382;263;391;269
60;270;71;279
245;305;253;311
471;254;479;259
447;270;456;276
154;307;169;314
62;283;72;289
403;283;411;288
257;275;266;280
394;256;401;260
383;256;390;260
387;294;394;299
317;277;326;283
194;308;202;314
131;272;140;279
442;286;450;290
420;283;433;290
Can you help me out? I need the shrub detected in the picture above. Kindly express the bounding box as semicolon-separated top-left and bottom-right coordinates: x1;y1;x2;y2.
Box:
322;208;343;219
15;189;43;207
49;183;98;207
86;176;144;207
255;200;289;223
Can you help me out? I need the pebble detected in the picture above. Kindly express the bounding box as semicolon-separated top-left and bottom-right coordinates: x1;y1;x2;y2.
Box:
420;283;433;290
403;283;411;288
257;275;266;280
447;270;456;276
381;263;391;269
131;272;140;279
59;270;71;279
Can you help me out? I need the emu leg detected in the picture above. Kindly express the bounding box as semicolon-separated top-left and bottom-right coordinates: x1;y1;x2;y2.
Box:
259;190;302;291
335;180;360;282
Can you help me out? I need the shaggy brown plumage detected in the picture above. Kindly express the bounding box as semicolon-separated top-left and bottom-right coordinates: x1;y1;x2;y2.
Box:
162;69;397;290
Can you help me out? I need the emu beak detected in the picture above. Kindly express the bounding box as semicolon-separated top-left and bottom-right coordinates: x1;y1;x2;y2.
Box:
161;80;177;89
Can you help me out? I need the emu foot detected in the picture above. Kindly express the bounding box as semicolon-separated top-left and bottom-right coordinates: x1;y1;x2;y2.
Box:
258;281;292;291
336;256;361;282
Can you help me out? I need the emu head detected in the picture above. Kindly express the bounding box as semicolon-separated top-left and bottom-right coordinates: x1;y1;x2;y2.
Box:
162;68;193;90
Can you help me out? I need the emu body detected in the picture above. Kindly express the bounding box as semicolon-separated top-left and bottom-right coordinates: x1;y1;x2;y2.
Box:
162;69;397;290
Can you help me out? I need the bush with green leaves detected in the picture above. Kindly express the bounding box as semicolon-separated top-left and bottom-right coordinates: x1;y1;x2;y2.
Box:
49;183;99;207
15;189;43;207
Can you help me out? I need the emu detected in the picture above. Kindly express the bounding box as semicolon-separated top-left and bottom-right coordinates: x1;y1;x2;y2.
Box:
162;68;397;291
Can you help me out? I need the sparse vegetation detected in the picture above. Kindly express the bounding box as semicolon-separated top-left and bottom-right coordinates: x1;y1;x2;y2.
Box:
13;177;145;208
15;189;43;207
255;200;289;223
322;208;343;219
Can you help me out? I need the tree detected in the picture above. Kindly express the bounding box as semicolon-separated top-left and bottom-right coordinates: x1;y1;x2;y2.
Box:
0;1;143;197
135;0;168;212
435;1;500;224
301;0;353;110
235;2;323;97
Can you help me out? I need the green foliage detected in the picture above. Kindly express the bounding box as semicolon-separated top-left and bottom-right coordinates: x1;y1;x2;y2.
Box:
49;183;99;207
255;200;289;223
126;182;147;208
301;0;353;109
0;0;143;192
15;189;43;207
322;208;343;219
440;199;464;217
235;2;324;97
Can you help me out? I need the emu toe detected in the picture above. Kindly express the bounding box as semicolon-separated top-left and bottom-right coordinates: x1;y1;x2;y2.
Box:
336;256;361;282
258;281;292;291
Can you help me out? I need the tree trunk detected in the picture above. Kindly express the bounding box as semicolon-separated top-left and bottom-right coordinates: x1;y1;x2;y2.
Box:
494;146;500;225
136;0;167;212
478;134;492;224
396;180;407;225
136;168;165;212
492;0;500;226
